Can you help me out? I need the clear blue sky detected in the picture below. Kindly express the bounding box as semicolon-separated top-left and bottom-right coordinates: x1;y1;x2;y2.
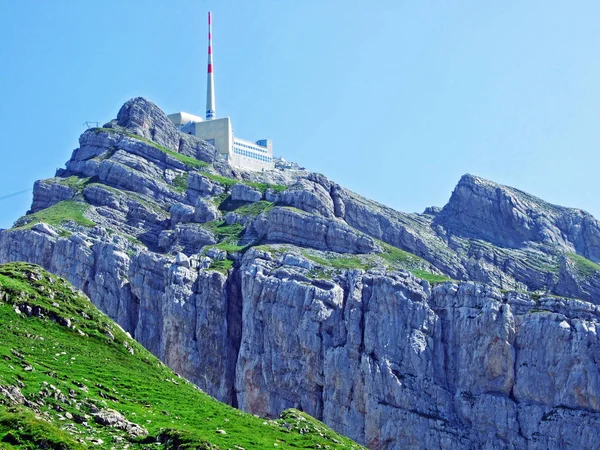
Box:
1;1;599;229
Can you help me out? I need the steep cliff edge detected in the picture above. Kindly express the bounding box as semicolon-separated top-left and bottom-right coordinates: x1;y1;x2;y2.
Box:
1;97;600;449
0;262;363;449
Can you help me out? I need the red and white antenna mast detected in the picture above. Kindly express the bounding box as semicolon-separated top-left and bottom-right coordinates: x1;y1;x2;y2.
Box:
206;11;216;120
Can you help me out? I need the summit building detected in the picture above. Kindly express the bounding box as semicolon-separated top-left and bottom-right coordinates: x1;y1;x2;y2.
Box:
168;12;274;172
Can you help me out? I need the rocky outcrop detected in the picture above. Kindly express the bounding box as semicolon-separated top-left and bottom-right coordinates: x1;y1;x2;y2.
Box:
250;207;381;254
3;97;600;449
93;408;148;438
434;174;600;261
235;254;600;449
114;97;219;164
275;178;336;218
30;179;76;213
231;184;262;203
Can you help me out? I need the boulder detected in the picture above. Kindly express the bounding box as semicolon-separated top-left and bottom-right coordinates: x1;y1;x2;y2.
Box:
175;224;216;254
231;184;262;203
194;198;220;223
170;204;195;226
93;408;148;438
32;223;59;237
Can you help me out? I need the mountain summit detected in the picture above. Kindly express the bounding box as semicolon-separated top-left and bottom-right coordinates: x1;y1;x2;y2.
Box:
1;98;600;449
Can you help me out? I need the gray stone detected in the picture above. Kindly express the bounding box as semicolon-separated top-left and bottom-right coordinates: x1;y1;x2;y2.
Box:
188;172;225;197
231;184;262;203
92;408;148;438
205;247;226;260
170;204;195;226
30;179;75;213
32;223;59;237
175;223;217;254
175;252;190;268
195;198;220;223
277;179;335;218
115;97;181;152
5;97;600;449
249;207;381;254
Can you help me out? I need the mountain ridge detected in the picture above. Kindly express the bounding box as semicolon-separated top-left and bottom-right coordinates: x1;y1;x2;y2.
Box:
1;97;600;448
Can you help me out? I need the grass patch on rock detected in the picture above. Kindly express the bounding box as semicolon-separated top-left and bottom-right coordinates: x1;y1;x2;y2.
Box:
203;221;248;272
56;175;93;193
410;269;452;284
245;182;287;194
203;221;244;242
94;128;209;170
303;253;372;271
379;242;452;283
93;128;289;195
12;200;95;230
172;173;188;193
208;258;234;273
218;197;274;216
566;253;600;278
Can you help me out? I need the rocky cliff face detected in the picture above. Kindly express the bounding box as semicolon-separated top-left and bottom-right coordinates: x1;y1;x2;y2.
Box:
1;97;600;449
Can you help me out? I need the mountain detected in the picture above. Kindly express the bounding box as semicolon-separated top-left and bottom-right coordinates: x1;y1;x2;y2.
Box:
0;262;363;449
1;97;600;449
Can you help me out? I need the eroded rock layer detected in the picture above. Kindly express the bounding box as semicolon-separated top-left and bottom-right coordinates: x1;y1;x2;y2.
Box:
2;97;600;449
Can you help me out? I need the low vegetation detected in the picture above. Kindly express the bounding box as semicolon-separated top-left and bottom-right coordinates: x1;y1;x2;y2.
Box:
203;221;247;272
93;128;289;195
208;258;234;273
12;200;95;231
410;269;452;283
172;173;188;193
94;128;209;170
245;182;287;194
379;243;451;283
566;252;600;278
379;243;423;268
302;243;451;284
303;253;373;271
57;176;93;193
0;262;363;449
218;197;275;216
204;221;244;243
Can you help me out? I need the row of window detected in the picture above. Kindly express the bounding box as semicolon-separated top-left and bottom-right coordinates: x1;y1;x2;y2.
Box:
233;147;273;163
235;141;268;153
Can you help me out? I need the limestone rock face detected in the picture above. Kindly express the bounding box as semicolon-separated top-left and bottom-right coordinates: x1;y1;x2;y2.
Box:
250;207;381;254
31;223;59;237
231;184;262;203
30;179;75;213
434;174;600;260
115;97;219;164
276;179;336;218
4;97;600;449
116;98;180;148
234;254;600;449
194;198;220;223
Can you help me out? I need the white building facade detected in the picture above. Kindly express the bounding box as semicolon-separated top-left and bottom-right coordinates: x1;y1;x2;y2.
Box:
167;114;274;171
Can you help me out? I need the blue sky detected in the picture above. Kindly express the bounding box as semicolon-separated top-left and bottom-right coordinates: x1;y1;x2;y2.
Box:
1;1;599;229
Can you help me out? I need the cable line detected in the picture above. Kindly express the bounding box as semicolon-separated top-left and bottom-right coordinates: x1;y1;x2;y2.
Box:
0;189;32;202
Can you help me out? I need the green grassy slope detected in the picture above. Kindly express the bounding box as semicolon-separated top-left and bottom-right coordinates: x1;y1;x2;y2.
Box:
0;262;363;450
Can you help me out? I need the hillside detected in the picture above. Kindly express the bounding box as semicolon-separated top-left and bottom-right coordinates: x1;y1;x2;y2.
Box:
0;262;363;449
1;97;600;449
